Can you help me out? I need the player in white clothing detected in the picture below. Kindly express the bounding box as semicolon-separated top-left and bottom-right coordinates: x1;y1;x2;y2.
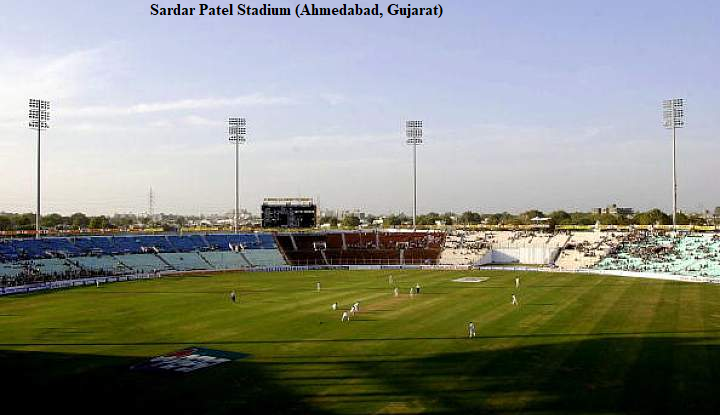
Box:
331;302;337;311
341;311;349;322
511;293;518;306
515;277;520;288
468;322;476;338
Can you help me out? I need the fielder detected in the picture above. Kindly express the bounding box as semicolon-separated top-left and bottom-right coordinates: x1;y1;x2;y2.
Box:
394;287;399;297
331;302;337;311
468;322;476;338
341;311;349;322
511;293;518;306
316;281;321;292
230;290;236;303
515;277;520;288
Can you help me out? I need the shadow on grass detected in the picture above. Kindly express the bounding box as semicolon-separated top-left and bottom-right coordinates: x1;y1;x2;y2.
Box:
0;349;330;415
2;336;720;414
4;329;720;346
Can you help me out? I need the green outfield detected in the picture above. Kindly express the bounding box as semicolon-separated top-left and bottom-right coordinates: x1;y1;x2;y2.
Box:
2;270;720;414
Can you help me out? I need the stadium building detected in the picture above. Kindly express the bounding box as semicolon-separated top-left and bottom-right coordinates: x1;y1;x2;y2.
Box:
261;197;317;228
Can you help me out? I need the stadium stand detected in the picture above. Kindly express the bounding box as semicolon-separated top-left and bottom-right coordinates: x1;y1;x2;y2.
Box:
4;230;720;288
0;233;289;287
555;232;621;270
71;236;115;255
166;235;209;252
0;262;22;280
440;231;569;265
110;237;144;254
276;231;445;266
136;235;175;252
243;249;287;267
200;251;252;269
114;253;171;273
160;253;212;271
73;256;125;273
594;233;720;278
31;258;78;277
439;231;490;265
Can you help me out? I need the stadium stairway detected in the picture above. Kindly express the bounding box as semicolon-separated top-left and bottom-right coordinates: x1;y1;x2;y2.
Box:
154;253;173;268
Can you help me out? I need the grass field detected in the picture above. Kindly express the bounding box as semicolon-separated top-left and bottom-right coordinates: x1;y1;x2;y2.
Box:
2;269;720;414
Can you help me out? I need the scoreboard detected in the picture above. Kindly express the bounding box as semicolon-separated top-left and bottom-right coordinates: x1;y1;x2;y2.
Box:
261;198;317;228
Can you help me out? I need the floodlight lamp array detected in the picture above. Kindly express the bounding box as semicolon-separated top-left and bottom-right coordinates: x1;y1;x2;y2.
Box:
228;117;247;143
405;120;423;145
663;98;685;129
29;99;50;129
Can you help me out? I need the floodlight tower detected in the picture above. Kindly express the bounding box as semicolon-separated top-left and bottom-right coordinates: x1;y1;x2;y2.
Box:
228;117;247;234
405;120;423;228
662;99;685;228
29;99;50;239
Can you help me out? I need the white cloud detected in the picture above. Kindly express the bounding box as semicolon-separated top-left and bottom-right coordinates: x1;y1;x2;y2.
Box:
62;93;297;118
0;46;112;121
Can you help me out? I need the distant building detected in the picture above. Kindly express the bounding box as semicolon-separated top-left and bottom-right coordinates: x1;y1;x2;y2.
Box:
261;197;317;228
592;204;634;217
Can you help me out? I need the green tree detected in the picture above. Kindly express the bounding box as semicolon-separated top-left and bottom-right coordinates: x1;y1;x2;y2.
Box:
549;210;572;225
458;211;482;225
597;214;620;225
41;213;65;228
70;212;90;228
89;216;111;229
569;212;595;225
341;215;360;228
522;210;545;223
633;209;671;226
0;215;12;231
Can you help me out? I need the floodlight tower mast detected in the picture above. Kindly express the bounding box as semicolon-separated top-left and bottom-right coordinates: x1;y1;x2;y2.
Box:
405;120;423;229
29;99;50;239
228;117;247;234
662;99;685;228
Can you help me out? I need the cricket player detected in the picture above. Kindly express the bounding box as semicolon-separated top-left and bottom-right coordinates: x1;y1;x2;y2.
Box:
341;311;349;322
353;301;360;312
350;304;357;316
409;287;415;298
316;281;321;292
415;283;421;294
331;302;337;311
515;277;520;288
394;287;399;297
96;280;100;288
512;293;518;306
230;290;236;303
468;322;476;338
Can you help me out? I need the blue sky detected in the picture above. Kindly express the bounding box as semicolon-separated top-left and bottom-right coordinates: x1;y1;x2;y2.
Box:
1;0;718;215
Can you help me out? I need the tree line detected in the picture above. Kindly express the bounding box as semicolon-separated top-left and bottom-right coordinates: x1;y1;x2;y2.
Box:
1;207;716;232
330;208;715;228
0;212;185;231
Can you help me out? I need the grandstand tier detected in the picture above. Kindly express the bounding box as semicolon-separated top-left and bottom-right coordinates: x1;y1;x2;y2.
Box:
4;231;720;286
276;231;445;266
